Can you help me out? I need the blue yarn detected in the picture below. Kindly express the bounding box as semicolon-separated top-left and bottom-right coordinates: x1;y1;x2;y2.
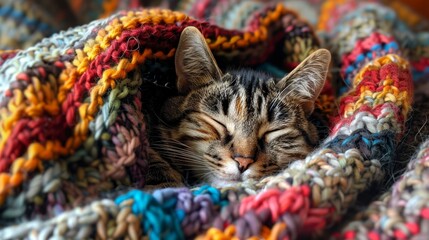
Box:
345;65;354;75
338;86;349;96
175;209;186;221
115;190;185;240
0;5;56;34
153;188;188;222
326;129;395;165
341;134;358;146
412;67;429;81
385;42;399;51
257;63;288;78
192;185;230;206
356;53;365;63
152;188;176;202
0;5;12;15
362;137;371;147
193;185;220;203
371;44;382;51
379;215;389;229
341;40;401;91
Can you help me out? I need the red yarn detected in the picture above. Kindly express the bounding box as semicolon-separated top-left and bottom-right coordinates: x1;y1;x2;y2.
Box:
0;117;69;172
239;186;310;222
337;61;412;119
343;230;356;239
367;231;380;240
406;222;420;235
0;51;18;66
420;208;429;219
393;229;407;239
341;32;396;76
411;57;429;72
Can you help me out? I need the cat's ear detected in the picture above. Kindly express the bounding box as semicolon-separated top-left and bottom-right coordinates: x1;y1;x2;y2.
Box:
276;49;331;116
175;26;223;94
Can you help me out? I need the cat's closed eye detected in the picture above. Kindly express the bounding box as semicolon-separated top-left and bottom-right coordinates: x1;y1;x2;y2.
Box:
198;114;228;138
261;128;294;143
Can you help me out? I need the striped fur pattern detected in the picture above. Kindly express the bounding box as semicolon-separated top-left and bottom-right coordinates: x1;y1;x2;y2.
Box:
147;27;331;188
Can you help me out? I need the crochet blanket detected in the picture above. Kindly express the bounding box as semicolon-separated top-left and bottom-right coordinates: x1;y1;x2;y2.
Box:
1;0;429;239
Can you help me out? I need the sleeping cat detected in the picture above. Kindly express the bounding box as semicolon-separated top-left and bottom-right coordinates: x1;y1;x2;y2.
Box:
144;26;331;188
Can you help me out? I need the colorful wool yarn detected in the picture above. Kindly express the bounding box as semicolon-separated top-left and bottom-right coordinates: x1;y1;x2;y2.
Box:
0;0;326;234
333;81;429;240
0;0;428;239
0;0;152;50
317;1;429;239
318;0;429;94
0;0;77;50
335;103;429;240
176;0;320;68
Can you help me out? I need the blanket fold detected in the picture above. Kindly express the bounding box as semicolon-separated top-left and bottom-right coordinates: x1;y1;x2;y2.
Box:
0;0;429;239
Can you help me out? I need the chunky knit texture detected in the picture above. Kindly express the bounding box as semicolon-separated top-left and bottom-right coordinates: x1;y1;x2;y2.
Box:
0;0;428;239
0;0;141;49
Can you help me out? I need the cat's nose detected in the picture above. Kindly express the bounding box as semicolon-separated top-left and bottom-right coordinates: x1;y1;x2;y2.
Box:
233;156;254;173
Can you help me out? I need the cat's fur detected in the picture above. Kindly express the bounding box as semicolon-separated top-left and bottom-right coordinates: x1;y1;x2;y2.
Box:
144;27;331;188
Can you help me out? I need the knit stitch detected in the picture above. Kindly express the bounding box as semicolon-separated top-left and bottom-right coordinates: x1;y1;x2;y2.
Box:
0;0;428;239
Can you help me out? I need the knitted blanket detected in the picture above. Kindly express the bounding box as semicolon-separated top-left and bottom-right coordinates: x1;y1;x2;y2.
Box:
0;0;429;239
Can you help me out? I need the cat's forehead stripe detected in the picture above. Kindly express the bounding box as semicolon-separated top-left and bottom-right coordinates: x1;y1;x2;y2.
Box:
227;73;274;118
234;95;244;118
221;95;229;115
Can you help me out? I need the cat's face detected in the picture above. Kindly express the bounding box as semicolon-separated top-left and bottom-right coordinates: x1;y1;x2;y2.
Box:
159;27;331;187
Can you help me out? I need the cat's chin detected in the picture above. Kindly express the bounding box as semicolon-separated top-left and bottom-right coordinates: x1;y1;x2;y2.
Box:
208;174;247;188
207;172;252;188
209;178;241;188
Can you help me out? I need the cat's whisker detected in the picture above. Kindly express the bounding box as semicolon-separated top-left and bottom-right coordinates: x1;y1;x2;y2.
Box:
261;167;281;173
203;155;225;170
149;112;173;128
151;145;198;156
152;145;202;157
171;154;217;181
157;152;204;165
151;141;196;151
159;153;202;161
191;171;213;181
155;150;197;157
154;151;208;168
151;137;196;149
152;141;210;164
153;152;202;162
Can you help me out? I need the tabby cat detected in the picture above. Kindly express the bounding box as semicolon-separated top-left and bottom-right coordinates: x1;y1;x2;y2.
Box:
145;26;331;189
